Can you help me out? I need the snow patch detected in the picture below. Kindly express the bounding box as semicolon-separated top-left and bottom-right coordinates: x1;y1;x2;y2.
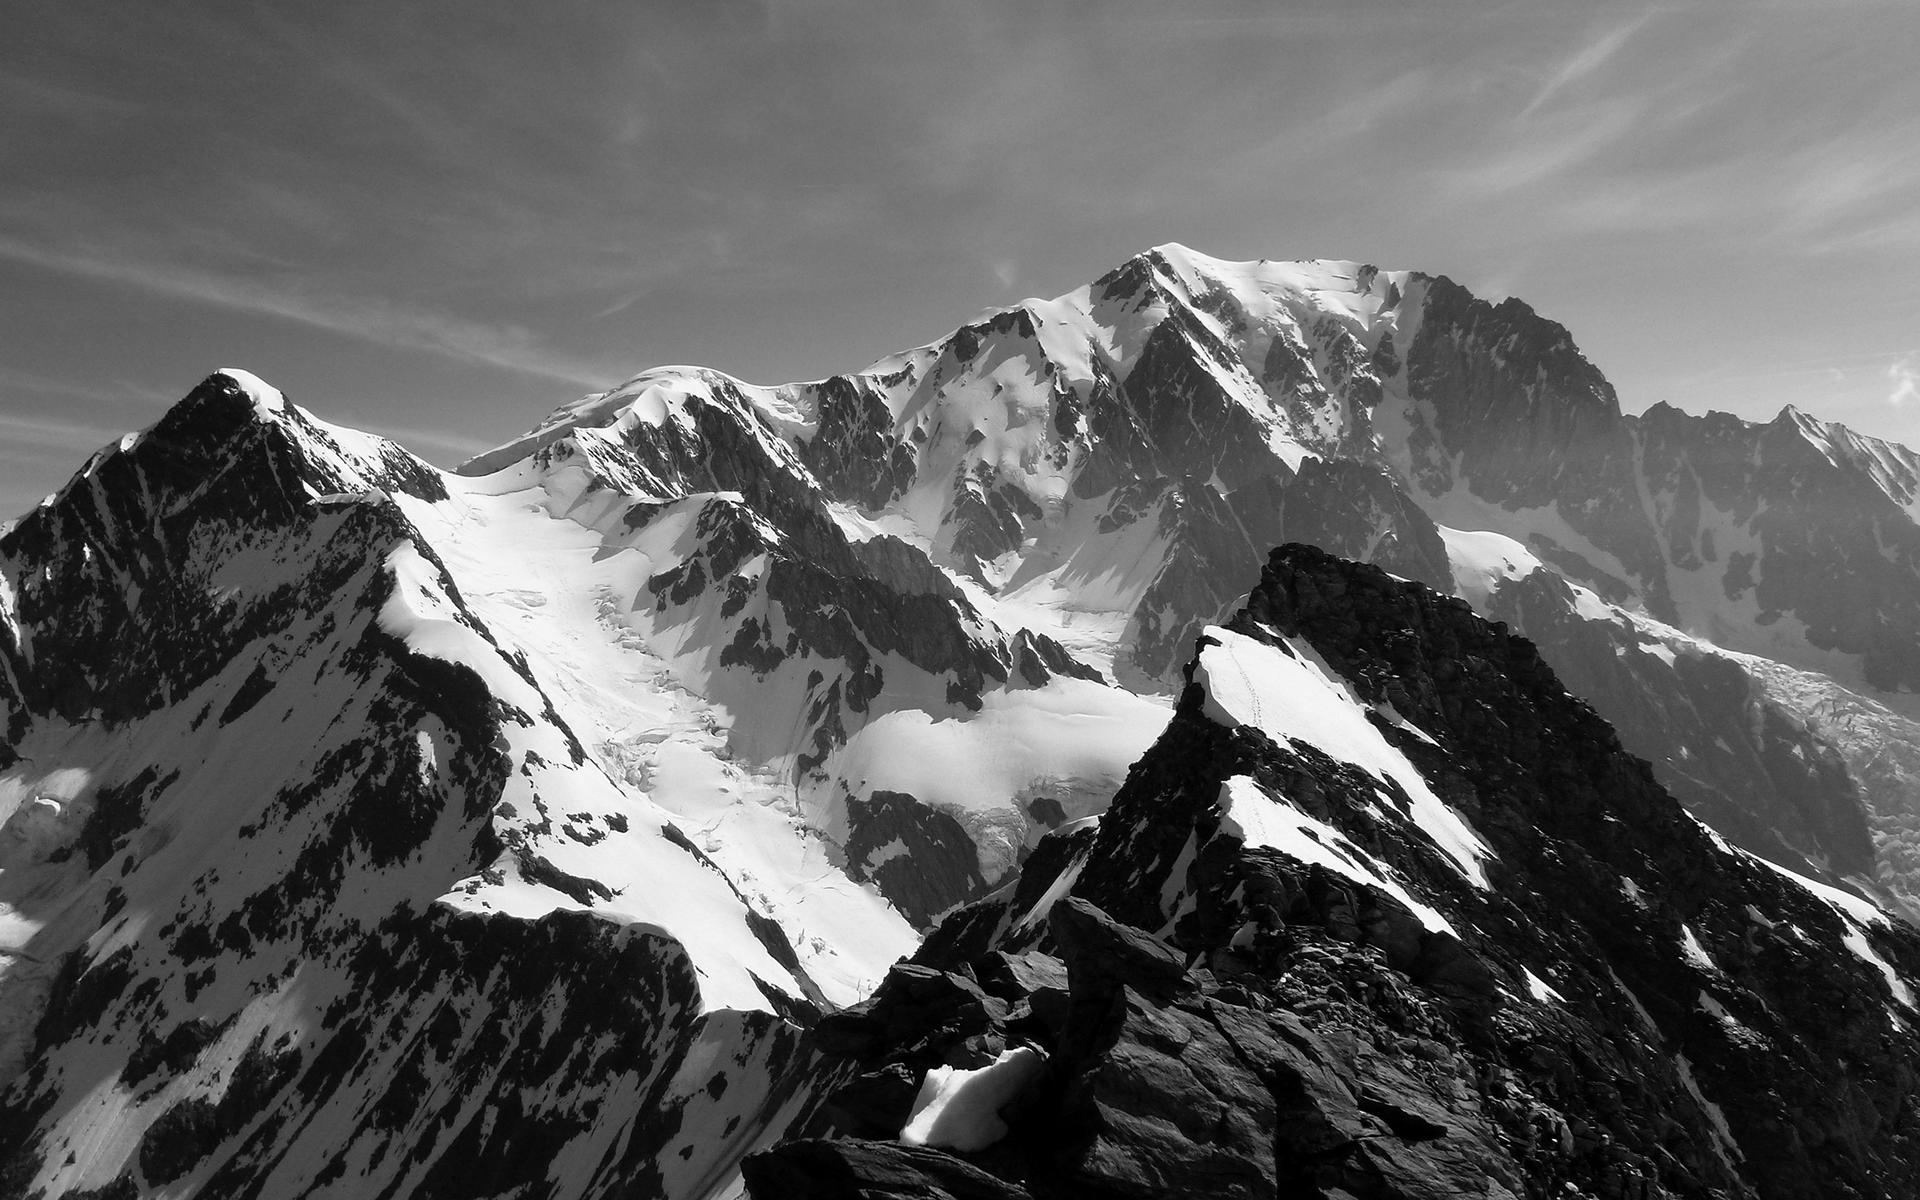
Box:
1440;527;1544;609
215;367;287;417
1749;853;1915;1008
377;542;545;714
899;1047;1048;1152
1216;776;1457;935
1678;924;1716;973
1194;626;1490;885
1674;1053;1743;1168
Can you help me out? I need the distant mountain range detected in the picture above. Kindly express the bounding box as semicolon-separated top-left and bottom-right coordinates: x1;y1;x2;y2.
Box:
4;246;1919;1197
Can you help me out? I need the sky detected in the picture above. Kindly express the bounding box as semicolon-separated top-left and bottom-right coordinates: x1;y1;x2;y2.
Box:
3;1;1919;516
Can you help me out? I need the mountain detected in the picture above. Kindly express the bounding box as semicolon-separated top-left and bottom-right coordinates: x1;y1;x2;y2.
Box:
748;546;1920;1199
0;375;860;1198
5;244;1920;1196
457;244;1920;914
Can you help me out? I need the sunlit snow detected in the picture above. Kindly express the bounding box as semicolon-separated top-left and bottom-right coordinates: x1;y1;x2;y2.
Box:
898;1046;1048;1152
1193;626;1491;885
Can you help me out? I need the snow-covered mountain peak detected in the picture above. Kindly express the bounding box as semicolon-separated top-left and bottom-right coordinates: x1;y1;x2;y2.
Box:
1759;400;1920;505
1145;244;1419;344
18;248;1920;1198
212;366;288;416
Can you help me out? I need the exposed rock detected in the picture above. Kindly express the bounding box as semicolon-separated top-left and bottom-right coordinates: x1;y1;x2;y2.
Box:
748;546;1920;1200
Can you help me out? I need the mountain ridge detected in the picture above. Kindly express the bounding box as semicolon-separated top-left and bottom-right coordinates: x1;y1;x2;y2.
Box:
8;245;1920;1197
752;544;1920;1200
446;244;1920;911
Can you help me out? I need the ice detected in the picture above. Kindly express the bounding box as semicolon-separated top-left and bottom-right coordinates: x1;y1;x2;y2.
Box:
836;679;1169;823
1417;482;1637;611
395;483;917;1009
377;542;546;714
898;1046;1048;1152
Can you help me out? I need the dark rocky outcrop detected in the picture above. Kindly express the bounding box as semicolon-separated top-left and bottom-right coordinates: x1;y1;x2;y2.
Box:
845;791;991;928
1405;279;1673;618
748;546;1920;1200
1483;567;1876;880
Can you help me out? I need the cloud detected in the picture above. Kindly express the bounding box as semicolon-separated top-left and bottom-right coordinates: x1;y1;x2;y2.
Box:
1433;98;1645;202
0;363;178;410
0;411;125;453
1520;15;1654;119
0;236;615;389
1889;356;1919;407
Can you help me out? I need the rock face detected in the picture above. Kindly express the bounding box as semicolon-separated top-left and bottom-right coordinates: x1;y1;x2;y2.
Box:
1478;566;1876;884
750;546;1920;1200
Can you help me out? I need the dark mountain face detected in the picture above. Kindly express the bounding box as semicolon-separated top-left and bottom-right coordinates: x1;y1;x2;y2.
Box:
1479;568;1876;883
754;547;1920;1200
1400;279;1674;617
6;247;1920;1199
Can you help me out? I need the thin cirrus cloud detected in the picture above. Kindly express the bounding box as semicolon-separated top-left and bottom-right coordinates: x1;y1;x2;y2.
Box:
1518;14;1654;120
0;234;616;390
1432;99;1648;202
0;410;125;454
1891;357;1920;408
0;362;177;412
0;364;175;471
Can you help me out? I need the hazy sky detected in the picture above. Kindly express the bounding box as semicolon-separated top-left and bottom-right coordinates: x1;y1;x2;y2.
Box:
4;2;1919;516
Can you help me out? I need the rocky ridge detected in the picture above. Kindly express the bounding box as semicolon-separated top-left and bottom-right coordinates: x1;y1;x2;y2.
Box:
749;546;1920;1199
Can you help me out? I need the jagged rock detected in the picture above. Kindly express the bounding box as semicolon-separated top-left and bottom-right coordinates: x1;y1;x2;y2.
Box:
975;951;1069;1000
749;546;1920;1200
1049;897;1189;1004
824;1063;924;1140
